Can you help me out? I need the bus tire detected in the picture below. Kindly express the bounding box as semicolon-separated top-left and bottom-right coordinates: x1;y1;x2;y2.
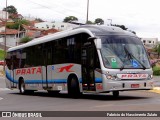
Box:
19;78;34;94
68;75;80;98
19;78;26;94
112;91;119;98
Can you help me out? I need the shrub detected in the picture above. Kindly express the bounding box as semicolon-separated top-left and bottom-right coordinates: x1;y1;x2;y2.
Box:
153;66;160;76
20;36;32;43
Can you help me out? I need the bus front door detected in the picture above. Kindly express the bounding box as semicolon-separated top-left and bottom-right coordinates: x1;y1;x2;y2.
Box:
82;44;96;91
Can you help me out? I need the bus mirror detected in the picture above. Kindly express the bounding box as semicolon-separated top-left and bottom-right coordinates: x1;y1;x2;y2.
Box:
95;39;102;49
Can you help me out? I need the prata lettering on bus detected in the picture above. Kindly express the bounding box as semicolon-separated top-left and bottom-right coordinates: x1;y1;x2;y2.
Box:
16;67;42;75
57;64;74;72
121;74;147;79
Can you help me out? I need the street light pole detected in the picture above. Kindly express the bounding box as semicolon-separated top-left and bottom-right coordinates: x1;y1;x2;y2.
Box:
86;0;89;23
3;0;7;71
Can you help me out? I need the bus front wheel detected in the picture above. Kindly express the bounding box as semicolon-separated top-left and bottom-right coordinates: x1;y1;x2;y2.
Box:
68;75;80;98
19;79;34;94
19;79;26;94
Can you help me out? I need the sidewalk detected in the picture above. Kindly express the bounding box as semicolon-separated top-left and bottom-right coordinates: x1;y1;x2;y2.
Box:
150;76;160;93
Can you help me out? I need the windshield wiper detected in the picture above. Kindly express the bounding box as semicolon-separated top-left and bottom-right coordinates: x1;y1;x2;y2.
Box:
124;45;146;70
120;64;124;71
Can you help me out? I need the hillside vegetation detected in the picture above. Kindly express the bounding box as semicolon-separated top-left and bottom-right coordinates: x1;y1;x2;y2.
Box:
0;50;4;60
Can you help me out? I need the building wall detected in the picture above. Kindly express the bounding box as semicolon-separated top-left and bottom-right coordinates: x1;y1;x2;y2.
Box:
141;38;158;48
1;32;25;47
34;22;78;31
0;11;8;20
0;27;5;32
6;34;17;47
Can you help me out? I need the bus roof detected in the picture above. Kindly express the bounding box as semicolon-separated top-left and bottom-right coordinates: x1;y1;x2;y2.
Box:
7;25;136;52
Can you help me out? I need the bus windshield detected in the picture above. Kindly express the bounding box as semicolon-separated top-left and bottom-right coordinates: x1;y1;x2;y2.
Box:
100;35;151;69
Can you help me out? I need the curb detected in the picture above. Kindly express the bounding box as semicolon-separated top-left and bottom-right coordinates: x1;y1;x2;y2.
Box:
150;87;160;94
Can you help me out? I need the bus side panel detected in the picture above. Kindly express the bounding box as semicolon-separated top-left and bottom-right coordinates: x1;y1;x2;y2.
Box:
15;66;43;90
50;63;82;92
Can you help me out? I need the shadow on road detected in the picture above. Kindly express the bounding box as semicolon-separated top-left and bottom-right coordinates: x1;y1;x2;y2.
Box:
9;91;150;101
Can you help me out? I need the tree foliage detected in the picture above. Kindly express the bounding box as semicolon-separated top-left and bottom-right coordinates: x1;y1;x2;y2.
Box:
94;18;104;25
86;20;94;24
111;24;128;30
35;18;44;22
6;19;29;30
154;44;160;58
3;5;18;14
20;36;32;43
63;16;78;22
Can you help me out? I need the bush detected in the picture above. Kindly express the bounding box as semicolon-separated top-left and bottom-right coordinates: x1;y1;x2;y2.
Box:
20;36;32;43
153;66;160;75
0;50;4;60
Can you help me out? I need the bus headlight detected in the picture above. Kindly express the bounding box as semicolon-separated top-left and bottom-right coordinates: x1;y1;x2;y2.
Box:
148;74;153;80
106;75;117;80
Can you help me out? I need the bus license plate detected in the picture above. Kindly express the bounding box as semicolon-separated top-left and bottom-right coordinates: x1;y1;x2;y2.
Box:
131;84;139;88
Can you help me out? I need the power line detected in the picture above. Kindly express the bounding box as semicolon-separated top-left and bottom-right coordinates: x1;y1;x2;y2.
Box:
26;0;86;21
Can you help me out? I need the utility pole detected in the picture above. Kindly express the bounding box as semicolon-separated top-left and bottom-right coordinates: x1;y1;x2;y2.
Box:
107;19;112;26
86;0;89;23
3;0;7;71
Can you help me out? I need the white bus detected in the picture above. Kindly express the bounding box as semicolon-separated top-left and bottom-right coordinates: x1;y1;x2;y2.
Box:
5;25;154;97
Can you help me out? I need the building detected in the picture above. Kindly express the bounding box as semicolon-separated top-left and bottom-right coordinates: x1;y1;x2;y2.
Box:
0;10;8;20
0;29;25;47
141;38;158;48
34;22;79;31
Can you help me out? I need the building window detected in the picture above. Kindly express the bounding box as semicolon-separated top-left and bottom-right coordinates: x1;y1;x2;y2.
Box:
61;25;64;28
149;41;151;43
46;25;49;29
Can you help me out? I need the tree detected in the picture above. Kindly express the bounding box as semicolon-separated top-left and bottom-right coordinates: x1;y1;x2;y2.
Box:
63;16;78;22
131;31;136;34
154;44;160;59
94;18;104;25
35;18;44;22
86;20;94;24
111;24;128;30
3;5;18;14
20;36;32;43
6;19;29;30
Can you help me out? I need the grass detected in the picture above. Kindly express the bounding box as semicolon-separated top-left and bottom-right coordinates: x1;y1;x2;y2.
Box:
0;49;4;60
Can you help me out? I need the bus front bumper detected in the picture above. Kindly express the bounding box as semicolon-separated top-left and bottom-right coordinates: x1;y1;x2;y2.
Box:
103;80;154;92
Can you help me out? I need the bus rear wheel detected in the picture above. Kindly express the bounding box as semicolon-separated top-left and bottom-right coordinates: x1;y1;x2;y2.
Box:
68;75;80;98
112;91;119;97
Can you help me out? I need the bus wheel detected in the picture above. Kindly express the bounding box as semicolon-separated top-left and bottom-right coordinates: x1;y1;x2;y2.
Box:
112;91;119;98
19;79;26;94
19;79;34;94
68;75;80;98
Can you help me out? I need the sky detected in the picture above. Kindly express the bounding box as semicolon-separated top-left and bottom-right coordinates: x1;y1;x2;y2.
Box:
0;0;160;40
